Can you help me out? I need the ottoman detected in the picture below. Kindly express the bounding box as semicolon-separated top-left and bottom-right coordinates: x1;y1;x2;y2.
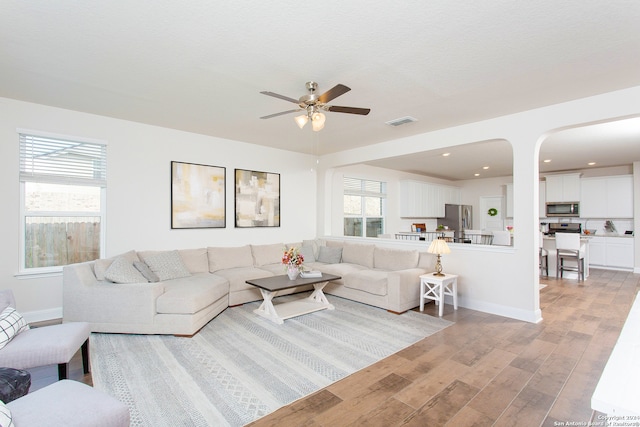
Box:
0;367;30;403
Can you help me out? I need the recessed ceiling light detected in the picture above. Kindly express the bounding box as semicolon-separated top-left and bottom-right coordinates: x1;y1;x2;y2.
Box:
482;166;489;170
442;153;451;157
543;159;551;163
474;173;480;177
588;162;596;166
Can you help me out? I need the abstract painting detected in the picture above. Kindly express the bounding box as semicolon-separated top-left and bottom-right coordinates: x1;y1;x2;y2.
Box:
234;169;280;227
171;161;226;229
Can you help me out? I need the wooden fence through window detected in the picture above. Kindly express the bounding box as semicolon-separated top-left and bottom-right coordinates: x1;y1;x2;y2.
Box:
25;221;100;268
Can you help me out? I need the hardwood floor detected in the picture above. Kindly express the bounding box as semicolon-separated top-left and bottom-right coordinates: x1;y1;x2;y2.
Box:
30;268;638;426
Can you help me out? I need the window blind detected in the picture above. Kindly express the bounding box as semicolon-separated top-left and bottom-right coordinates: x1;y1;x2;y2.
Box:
19;133;107;186
343;177;386;197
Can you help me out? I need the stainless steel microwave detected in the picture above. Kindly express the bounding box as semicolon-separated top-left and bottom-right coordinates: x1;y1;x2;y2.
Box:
546;202;579;217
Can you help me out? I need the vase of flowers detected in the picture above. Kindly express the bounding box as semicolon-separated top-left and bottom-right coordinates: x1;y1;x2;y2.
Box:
282;247;304;280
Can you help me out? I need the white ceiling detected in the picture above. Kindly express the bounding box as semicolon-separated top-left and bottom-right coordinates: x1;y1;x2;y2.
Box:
2;1;640;180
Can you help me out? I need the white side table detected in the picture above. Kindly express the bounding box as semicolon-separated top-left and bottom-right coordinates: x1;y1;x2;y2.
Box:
419;273;458;317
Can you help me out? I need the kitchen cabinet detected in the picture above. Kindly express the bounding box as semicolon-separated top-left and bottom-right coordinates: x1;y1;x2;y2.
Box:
580;175;633;218
545;173;581;202
588;236;606;266
606;237;634;269
400;180;460;218
588;236;634;269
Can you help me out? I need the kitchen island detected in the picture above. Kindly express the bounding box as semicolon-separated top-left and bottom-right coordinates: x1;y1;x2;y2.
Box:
542;236;590;279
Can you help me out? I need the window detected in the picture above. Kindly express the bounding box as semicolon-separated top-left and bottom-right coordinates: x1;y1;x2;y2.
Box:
19;132;107;272
343;177;386;237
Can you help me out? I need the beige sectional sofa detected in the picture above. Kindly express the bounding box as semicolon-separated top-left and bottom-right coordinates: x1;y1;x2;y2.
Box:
62;240;431;335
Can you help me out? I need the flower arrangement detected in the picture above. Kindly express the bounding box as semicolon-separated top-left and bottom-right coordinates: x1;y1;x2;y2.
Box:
282;247;304;272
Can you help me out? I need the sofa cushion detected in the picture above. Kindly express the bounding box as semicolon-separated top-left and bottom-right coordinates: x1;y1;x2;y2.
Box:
0;307;30;350
156;273;228;315
133;261;160;283
178;248;209;273
104;257;147;284
214;267;273;293
374;247;420;271
298;245;316;263
342;242;375;268
344;270;388;296
302;239;325;259
139;250;191;281
251;243;284;267
317;246;342;264
315;262;367;277
208;245;254;272
94;250;139;281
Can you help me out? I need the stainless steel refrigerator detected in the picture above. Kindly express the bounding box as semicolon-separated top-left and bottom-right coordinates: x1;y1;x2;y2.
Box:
439;204;473;241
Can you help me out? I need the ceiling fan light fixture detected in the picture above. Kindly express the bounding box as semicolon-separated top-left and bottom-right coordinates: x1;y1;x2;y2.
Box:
311;112;326;131
294;114;308;129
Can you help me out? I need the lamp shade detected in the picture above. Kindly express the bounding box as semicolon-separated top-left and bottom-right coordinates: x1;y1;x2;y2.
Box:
294;114;308;129
311;112;326;131
428;238;451;255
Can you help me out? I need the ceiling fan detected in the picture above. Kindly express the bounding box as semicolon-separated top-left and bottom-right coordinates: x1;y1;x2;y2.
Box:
260;81;370;131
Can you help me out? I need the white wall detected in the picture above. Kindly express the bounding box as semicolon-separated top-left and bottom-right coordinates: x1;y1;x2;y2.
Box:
4;86;640;324
317;85;640;323
0;98;318;321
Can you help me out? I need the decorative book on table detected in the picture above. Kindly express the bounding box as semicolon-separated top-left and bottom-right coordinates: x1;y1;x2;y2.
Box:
300;271;322;278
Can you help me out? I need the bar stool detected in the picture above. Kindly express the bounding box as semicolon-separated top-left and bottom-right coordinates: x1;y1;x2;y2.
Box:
539;232;549;276
555;232;585;281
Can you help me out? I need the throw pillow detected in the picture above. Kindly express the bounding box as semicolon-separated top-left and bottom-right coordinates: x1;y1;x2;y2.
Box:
298;245;316;263
103;257;147;284
317;246;342;264
94;250;139;281
141;250;191;281
0;307;30;350
0;401;13;427
133;261;160;283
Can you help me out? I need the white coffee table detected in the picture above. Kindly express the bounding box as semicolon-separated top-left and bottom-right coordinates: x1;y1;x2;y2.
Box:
246;273;341;324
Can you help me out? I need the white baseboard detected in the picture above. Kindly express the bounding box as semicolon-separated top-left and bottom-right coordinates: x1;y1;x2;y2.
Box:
23;307;62;324
454;296;543;323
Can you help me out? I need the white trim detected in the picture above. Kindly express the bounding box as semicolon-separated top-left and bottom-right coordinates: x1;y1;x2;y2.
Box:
23;307;63;324
457;297;543;323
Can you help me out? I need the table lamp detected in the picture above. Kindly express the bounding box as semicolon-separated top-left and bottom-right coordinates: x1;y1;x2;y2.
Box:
428;238;451;276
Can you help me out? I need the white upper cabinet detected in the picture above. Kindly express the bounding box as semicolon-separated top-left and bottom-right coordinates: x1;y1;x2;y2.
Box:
400;180;461;218
580;175;633;218
545;173;581;202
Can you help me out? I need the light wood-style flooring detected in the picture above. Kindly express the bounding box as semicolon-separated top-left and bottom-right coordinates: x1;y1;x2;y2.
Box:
30;268;638;426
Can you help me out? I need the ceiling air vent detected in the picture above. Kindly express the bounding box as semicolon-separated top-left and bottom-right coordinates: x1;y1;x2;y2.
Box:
385;116;418;127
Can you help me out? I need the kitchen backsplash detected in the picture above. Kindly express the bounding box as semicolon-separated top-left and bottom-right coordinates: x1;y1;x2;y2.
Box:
543;218;634;235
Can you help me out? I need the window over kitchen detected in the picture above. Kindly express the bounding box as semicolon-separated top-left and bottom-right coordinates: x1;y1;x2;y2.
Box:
19;131;107;273
343;177;386;237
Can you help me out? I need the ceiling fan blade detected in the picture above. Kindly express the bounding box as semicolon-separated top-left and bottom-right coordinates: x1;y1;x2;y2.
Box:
260;91;299;104
318;84;351;103
260;109;300;119
327;106;371;115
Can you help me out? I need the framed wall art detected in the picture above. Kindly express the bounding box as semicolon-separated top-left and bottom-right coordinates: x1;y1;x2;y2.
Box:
171;161;226;229
234;169;280;228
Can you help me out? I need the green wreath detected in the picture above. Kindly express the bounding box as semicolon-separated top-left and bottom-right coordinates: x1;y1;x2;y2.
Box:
487;208;498;216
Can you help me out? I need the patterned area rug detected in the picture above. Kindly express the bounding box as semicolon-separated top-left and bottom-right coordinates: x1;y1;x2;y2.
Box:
90;294;452;426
